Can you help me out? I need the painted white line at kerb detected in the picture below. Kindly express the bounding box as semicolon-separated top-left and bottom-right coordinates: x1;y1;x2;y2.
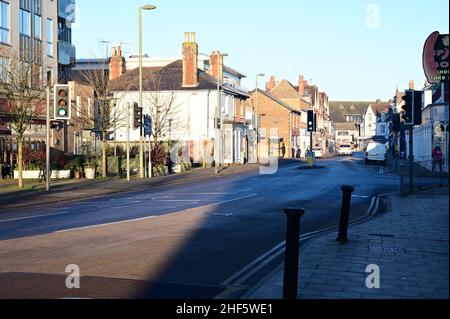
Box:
55;193;259;233
0;211;70;223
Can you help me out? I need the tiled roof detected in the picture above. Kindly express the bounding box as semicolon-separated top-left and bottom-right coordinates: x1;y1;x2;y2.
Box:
252;89;302;114
109;60;249;98
329;101;372;122
333;122;358;131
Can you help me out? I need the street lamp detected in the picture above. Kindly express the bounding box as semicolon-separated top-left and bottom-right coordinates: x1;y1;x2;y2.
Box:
139;4;156;179
215;51;228;175
255;73;265;163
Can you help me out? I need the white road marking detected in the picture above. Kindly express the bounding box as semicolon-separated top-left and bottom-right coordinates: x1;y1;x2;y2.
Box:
0;211;70;223
55;216;158;233
54;193;258;233
352;195;370;198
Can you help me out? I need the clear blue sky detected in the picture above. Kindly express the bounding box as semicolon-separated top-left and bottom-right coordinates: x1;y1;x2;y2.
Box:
73;0;449;101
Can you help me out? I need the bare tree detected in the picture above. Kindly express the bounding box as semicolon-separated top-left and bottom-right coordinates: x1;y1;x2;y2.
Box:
143;75;182;144
75;60;125;178
0;52;46;188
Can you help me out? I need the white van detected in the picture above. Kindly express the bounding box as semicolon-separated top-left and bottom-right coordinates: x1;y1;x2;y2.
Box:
366;142;387;165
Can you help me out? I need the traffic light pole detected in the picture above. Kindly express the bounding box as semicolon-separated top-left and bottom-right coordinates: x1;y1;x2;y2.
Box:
127;103;131;182
409;125;414;193
46;86;51;192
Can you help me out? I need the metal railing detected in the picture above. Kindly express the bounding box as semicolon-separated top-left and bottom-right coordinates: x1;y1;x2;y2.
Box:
397;157;448;194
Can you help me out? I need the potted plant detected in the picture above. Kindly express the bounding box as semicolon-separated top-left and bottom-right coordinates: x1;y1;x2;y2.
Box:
73;157;83;179
84;156;97;180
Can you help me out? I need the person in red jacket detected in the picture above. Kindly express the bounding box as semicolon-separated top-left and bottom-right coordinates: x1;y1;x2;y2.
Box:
432;146;444;173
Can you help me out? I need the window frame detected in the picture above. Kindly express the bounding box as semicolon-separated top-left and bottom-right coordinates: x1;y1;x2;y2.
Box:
46;18;53;57
34;14;42;40
0;1;10;44
20;9;31;37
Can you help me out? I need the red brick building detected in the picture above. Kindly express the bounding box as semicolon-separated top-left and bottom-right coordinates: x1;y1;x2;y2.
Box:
248;89;302;159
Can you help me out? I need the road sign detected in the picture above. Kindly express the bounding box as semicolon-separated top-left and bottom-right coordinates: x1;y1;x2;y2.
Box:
144;115;152;137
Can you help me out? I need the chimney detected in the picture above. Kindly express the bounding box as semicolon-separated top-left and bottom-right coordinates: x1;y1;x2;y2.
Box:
298;75;307;96
209;51;224;81
266;76;276;92
409;80;415;90
109;46;126;81
182;32;199;88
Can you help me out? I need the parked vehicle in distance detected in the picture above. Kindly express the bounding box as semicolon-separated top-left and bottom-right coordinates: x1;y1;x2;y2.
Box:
365;142;387;165
313;148;324;158
338;144;353;156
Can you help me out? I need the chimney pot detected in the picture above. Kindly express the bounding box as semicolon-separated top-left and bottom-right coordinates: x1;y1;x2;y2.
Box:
191;32;196;43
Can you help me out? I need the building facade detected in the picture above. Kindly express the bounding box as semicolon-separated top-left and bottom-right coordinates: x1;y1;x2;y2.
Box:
109;32;253;166
249;89;302;159
0;0;79;168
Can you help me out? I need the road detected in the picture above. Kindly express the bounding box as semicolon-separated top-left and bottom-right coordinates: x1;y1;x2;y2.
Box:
0;155;399;299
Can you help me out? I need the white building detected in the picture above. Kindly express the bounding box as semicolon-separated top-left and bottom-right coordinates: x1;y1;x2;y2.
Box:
109;32;253;166
362;101;389;138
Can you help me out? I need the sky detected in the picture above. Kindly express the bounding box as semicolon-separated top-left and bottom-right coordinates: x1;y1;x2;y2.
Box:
73;0;449;101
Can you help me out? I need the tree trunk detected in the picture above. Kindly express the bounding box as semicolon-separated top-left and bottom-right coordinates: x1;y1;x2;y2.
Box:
102;133;107;178
18;138;24;189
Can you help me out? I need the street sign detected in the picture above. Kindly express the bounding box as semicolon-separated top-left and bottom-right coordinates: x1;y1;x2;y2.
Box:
144;115;152;137
423;32;449;84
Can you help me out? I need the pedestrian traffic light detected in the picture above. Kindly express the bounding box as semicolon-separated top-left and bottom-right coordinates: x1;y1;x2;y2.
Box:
401;90;413;125
54;85;71;120
307;110;316;132
133;103;143;130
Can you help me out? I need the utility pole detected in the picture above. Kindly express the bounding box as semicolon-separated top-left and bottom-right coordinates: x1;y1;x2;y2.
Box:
409;126;414;193
138;7;144;179
255;74;265;163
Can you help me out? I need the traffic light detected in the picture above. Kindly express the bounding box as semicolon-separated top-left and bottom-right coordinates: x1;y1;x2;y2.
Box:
413;90;423;126
307;110;316;132
54;85;71;120
393;113;401;132
133;103;143;130
401;90;413;125
401;90;423;126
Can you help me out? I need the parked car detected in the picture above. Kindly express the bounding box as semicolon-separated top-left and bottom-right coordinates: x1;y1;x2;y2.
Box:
313;148;324;158
365;142;387;165
338;144;353;156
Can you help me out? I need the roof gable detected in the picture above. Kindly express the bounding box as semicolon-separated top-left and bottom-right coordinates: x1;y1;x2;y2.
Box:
254;89;300;113
271;80;301;99
109;60;249;98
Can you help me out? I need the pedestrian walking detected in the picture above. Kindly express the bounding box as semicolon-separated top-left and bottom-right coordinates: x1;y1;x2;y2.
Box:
296;148;302;159
281;142;286;158
432;146;443;173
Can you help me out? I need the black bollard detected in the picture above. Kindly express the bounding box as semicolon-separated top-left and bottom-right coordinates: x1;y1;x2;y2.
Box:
336;185;354;244
283;207;305;300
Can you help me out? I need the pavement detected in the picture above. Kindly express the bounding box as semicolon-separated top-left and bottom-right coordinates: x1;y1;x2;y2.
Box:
0;163;262;211
247;186;449;299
